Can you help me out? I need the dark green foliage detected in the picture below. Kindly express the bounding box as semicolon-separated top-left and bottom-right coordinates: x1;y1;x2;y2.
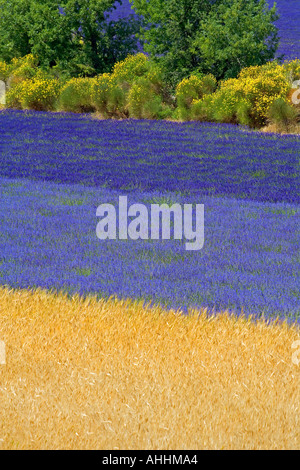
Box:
130;0;280;85
58;78;96;113
193;0;280;80
267;97;299;129
0;0;141;76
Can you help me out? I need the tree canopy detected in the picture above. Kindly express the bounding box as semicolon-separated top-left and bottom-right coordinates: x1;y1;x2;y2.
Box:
0;0;280;83
130;0;279;84
0;0;142;76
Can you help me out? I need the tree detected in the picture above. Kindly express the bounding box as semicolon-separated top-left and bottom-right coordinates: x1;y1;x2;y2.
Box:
192;0;280;79
0;0;32;61
61;0;142;75
130;0;214;85
0;0;142;76
130;0;279;85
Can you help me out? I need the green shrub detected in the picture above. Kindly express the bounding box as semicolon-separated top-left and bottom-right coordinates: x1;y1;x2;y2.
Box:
7;54;39;88
267;97;298;129
5;82;24;109
112;53;165;101
201;74;218;95
22;77;61;111
6;71;61;111
235;99;252;127
92;54;168;119
5;55;42;109
283;59;300;83
202;63;290;127
191;94;215;122
0;60;11;82
209;81;243;124
59;77;95;113
112;53;158;86
91;74;126;117
176;74;216;120
127;77;171;119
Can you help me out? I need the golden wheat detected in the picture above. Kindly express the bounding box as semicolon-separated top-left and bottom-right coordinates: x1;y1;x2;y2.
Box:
0;286;299;450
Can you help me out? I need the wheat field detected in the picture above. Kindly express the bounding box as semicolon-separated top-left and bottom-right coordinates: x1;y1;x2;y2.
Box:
0;286;299;450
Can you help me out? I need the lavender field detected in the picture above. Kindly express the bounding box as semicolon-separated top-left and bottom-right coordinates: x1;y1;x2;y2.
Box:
0;2;300;323
1;111;299;203
0;110;299;322
268;0;300;60
1;0;300;453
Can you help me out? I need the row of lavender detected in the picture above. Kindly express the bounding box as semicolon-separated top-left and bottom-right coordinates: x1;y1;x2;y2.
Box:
0;111;299;204
267;0;300;61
